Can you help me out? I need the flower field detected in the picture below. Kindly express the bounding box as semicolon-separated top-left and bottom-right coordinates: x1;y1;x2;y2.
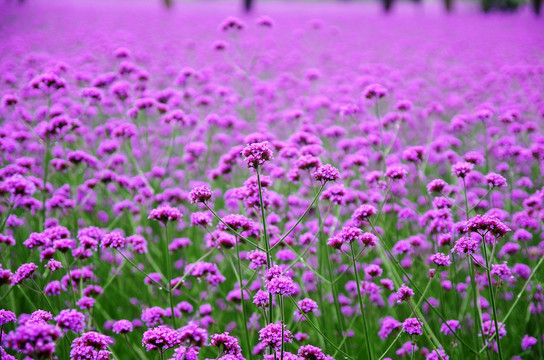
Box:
1;1;544;359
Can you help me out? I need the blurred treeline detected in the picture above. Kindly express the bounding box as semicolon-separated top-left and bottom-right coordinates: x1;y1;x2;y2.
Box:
161;0;541;14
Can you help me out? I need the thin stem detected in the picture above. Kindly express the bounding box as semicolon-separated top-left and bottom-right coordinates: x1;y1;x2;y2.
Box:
63;252;77;307
124;334;140;360
280;296;285;360
480;237;503;360
256;167;275;357
235;236;253;360
350;242;373;360
164;224;176;328
463;177;483;355
287;295;354;360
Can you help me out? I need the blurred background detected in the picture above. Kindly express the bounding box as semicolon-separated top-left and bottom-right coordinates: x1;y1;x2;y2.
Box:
4;0;542;14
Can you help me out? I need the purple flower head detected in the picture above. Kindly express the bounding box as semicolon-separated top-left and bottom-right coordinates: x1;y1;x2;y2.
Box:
189;185;213;204
142;326;179;352
241;141;274;168
396;284;414;302
402;317;423;335
6;322;62;359
430;252;451;267
11;263;38;285
112;319;133;334
220;16;245;32
210;332;242;355
258;322;293;350
352;204;378;226
452;236;479;255
70;331;113;360
485;173;507;188
101;232;126;249
385;165;408;181
0;309;16;325
465;215;511;238
179;322;208;347
521;335;537;351
440;320;461;336
427;179;448;194
452;162;474;179
378;316;401;340
148;205;183;223
363;84;387;99
328;226;363;249
55;309;86;333
313;164;340;183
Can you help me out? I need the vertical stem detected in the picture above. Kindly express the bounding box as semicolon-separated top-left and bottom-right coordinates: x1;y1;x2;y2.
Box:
235;236;253;360
256;167;274;357
375;100;386;172
463;178;482;356
41;137;50;230
280;296;285;360
63;252;77;307
350;243;373;360
480;236;503;360
164;224;176;328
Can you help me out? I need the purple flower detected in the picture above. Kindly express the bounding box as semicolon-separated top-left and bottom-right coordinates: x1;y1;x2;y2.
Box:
55;309;86;333
189;185;213;204
440;320;461;336
430;252;451;267
352;204;378;226
148;205;183;223
258;322;293;350
210;332;243;355
485;173;507;188
0;309;16;325
378;316;401;340
521;334;537;351
70;331;113;360
6;322;62;359
298;344;327;360
396;284;414;302
142;326;179;352
241;141;274;168
402;317;423;335
11;263;38;285
363;84;387;99
452;236;479;255
313;164;340;183
452;162;474;178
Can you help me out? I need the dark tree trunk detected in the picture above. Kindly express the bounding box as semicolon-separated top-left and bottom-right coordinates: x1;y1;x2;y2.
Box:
533;0;542;14
382;0;394;12
445;0;453;12
163;0;172;9
244;0;254;13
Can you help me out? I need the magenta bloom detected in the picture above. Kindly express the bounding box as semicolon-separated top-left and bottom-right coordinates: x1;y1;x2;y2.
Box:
258;322;293;350
112;319;133;334
430;253;451;267
313;164;340;183
241;141;274;168
402;317;423;335
189;185;212;204
363;83;387;99
70;331;113;360
148;205;183;223
352;204;378;226
451;162;474;178
396;284;414;302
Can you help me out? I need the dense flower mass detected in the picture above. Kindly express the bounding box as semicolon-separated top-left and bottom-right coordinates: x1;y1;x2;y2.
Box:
0;2;543;360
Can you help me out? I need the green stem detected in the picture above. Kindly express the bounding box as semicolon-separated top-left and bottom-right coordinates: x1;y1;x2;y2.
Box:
164;224;176;328
480;236;503;360
350;243;373;360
